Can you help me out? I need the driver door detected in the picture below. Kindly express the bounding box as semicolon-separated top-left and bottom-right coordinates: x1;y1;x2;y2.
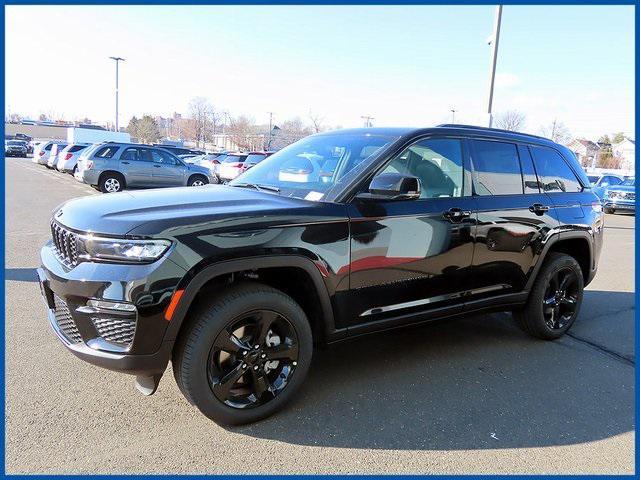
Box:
344;137;477;330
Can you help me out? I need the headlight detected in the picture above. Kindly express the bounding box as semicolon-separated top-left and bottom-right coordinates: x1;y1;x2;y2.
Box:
78;235;171;263
607;191;619;199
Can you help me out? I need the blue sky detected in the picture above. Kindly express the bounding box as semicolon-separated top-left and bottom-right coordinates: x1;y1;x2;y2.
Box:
5;5;635;139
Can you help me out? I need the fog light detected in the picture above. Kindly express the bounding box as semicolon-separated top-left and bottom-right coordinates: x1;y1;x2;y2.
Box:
86;299;137;312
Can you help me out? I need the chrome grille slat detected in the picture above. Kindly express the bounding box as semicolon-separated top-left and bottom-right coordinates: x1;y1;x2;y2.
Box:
53;295;82;344
50;221;79;267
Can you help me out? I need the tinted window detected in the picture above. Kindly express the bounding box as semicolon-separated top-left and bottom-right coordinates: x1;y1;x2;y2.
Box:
530;146;583;193
223;155;248;163
587;175;599;185
151;150;178;165
245;153;267;164
380;138;464;198
69;145;86;153
600;175;622;187
471;140;523;195
95;146;119;159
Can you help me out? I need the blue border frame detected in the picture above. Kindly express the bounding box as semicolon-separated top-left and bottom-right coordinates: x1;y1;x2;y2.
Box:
1;1;637;477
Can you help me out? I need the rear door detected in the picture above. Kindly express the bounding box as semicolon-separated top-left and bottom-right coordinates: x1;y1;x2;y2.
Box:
529;145;591;225
150;149;187;186
468;139;559;300
118;147;155;186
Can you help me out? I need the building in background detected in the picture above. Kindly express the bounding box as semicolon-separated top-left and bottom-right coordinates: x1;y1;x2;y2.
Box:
567;138;600;169
613;137;635;172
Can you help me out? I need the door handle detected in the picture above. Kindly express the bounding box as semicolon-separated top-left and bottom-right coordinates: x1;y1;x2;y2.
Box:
153;164;162;168
529;203;550;215
443;207;472;222
121;161;130;165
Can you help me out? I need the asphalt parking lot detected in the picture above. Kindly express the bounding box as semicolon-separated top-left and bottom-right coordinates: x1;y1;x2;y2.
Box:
5;155;635;474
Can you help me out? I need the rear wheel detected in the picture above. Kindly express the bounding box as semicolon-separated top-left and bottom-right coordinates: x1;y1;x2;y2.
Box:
173;282;312;425
515;252;583;340
99;172;125;193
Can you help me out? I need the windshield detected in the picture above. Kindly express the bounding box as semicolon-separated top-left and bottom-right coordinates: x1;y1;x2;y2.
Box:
245;153;267;164
7;140;24;146
229;133;398;201
620;177;635;186
223;155;247;163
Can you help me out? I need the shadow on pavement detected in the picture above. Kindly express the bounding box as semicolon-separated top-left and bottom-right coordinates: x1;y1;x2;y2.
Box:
233;290;634;451
5;268;38;283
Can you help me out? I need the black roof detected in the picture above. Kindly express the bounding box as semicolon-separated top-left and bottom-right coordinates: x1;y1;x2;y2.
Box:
316;124;556;146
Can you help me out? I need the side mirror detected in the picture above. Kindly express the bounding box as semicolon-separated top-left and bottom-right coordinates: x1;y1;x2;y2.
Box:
356;173;421;201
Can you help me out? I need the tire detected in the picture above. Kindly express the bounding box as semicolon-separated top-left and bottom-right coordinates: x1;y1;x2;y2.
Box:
188;174;209;187
514;252;584;340
173;282;313;425
604;207;615;214
72;165;78;176
99;172;125;193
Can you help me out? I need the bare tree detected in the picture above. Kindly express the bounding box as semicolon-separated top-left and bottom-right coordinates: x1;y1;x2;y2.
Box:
270;117;313;150
188;97;219;148
227;115;257;151
308;110;324;133
539;119;571;145
495;110;526;131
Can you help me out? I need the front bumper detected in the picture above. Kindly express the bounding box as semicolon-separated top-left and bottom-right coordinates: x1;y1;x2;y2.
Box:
38;242;186;375
604;200;635;211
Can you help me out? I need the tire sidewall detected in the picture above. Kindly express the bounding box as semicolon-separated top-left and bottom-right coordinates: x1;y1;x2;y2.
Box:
529;254;584;338
99;173;124;193
188;174;209;187
181;286;313;425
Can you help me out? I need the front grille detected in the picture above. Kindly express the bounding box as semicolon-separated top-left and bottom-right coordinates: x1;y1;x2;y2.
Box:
92;317;136;346
624;192;635;201
50;221;79;267
53;295;82;344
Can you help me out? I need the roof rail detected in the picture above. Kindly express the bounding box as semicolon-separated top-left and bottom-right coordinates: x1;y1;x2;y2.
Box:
436;123;549;142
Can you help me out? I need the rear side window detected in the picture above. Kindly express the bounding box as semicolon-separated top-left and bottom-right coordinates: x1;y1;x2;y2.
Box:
471;140;523;195
69;145;86;153
94;146;119;159
530;146;583;193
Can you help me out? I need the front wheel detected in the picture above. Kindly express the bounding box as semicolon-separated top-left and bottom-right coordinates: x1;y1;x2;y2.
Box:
514;252;584;340
604;207;615;214
173;282;313;425
188;174;209;187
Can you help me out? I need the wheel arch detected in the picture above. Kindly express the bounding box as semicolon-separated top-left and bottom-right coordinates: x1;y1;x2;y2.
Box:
526;231;594;291
164;255;338;346
98;170;126;186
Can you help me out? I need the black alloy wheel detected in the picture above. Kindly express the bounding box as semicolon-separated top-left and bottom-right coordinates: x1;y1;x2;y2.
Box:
514;252;584;340
208;309;299;409
541;267;579;330
173;282;312;425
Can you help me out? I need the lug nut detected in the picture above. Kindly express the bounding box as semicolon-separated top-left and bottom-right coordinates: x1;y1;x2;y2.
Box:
242;351;247;356
292;361;297;366
253;365;259;370
254;345;259;349
261;353;266;359
242;363;247;369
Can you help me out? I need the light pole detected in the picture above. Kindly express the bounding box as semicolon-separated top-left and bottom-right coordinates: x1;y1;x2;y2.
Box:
485;5;503;128
450;108;457;123
267;112;274;150
109;56;125;132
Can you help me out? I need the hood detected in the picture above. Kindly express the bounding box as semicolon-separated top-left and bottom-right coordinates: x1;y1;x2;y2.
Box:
54;185;345;236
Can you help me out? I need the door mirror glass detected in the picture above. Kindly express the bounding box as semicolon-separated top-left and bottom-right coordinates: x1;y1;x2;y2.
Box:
356;173;421;201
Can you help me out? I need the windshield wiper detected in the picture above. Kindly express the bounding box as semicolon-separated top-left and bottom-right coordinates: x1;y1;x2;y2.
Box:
233;182;281;193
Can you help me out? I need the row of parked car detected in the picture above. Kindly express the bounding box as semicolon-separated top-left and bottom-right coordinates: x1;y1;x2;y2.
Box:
587;173;636;214
29;139;275;193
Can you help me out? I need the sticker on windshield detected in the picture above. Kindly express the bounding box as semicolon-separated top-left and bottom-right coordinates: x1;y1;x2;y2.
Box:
305;191;324;201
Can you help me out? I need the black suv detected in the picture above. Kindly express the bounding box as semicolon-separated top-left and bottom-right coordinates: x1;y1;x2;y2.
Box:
38;125;603;425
